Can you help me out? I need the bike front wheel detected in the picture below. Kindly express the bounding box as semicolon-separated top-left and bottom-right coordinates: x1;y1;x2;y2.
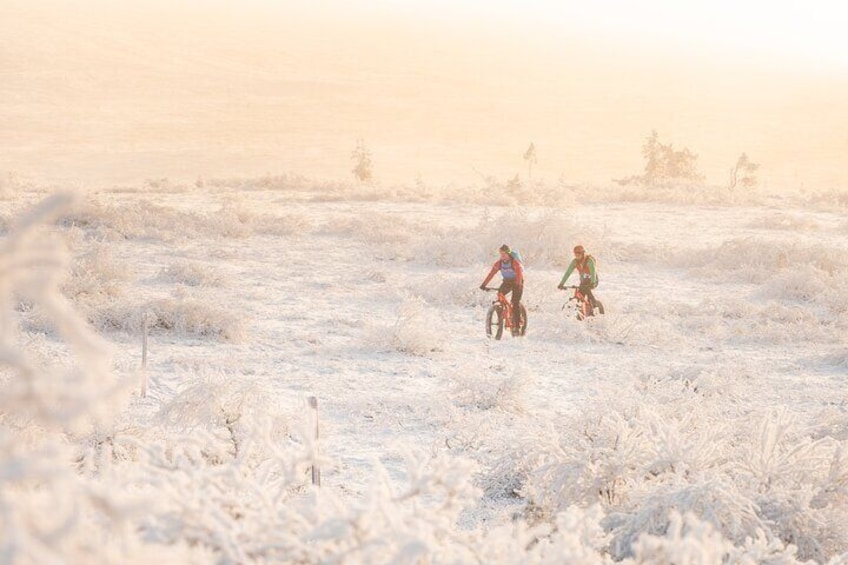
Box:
486;304;504;340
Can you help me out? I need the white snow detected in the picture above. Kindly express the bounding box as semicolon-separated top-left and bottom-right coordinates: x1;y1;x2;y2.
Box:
1;180;847;563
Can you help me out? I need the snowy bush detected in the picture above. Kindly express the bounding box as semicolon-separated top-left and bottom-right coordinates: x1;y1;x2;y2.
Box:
449;367;530;414
0;194;135;562
629;511;804;564
759;265;830;304
142;296;245;341
474;366;848;563
161;260;226;287
748;212;820;231
56;199;265;242
408;273;490;308
155;370;294;465
63;243;132;302
407;208;604;270
91;289;245;342
365;297;445;356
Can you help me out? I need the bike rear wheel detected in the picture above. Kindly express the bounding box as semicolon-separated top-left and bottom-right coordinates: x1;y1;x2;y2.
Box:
518;304;528;336
577;300;604;320
486;304;504;340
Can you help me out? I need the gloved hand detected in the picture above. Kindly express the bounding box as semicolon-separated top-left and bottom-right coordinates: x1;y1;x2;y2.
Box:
557;284;564;290
479;284;487;291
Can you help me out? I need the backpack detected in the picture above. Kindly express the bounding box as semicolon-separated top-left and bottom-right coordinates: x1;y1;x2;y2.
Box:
589;254;599;287
509;249;523;264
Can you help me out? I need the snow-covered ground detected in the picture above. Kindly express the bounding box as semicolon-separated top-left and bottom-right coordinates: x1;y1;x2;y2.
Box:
2;181;848;563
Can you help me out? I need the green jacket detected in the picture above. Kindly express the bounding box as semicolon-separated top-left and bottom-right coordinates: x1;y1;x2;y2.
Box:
559;255;597;287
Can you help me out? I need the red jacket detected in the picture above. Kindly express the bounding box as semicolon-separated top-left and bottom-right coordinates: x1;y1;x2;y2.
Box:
481;257;524;287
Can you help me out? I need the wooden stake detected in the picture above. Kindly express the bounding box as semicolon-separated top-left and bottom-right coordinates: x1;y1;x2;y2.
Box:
308;396;321;487
140;313;149;398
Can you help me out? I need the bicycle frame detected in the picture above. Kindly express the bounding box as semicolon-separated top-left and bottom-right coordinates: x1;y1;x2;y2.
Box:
492;290;513;328
483;287;528;339
562;285;596;320
485;288;515;327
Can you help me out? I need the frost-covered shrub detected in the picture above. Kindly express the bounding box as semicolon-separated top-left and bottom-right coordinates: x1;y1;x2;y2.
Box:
410;208;603;270
365;297;445;356
63;243;131;303
680;239;848;284
759;266;830;303
252;211;312;236
320;211;421;255
57;199;260;242
607;478;764;560
156;371;293;464
161;260;226;287
93;292;245;341
748;213;820;231
629;511;806;564
736;412;848;562
408;273;490;308
473;362;848;563
450;368;530;414
0;194;135;562
145;296;245;342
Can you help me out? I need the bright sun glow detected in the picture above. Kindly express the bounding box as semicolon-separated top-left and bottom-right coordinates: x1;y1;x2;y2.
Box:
377;0;848;71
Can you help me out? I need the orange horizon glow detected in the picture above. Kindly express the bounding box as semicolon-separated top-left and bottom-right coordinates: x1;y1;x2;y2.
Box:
1;0;846;191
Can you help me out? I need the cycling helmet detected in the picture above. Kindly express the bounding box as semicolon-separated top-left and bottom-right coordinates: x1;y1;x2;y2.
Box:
573;245;585;254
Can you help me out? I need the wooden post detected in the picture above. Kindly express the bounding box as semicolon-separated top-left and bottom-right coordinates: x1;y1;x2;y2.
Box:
140;313;149;398
308;396;321;487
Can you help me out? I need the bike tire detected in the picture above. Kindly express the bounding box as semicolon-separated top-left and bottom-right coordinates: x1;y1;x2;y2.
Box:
486;304;504;340
518;304;528;336
594;301;605;316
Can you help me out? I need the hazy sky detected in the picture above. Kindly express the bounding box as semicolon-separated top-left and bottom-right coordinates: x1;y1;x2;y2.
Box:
2;0;846;190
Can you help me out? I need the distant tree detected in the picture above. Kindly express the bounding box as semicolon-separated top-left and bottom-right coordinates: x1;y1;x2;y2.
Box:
729;153;759;191
523;143;538;181
351;139;373;183
617;130;705;187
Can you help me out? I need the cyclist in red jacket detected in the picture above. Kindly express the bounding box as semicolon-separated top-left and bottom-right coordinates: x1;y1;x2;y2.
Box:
480;244;525;335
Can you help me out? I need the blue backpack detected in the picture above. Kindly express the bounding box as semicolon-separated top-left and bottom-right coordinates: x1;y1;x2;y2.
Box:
509;249;523;264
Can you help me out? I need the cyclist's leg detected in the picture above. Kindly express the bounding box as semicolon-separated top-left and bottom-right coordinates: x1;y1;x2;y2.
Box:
499;280;515;326
579;282;595;316
511;284;523;329
497;280;513;298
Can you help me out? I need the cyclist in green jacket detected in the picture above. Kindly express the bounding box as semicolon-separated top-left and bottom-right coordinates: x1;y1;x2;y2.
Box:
557;245;598;317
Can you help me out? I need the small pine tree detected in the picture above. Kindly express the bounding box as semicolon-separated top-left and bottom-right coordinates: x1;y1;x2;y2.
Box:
729;153;759;191
617;130;704;187
523;143;538;182
351;139;373;183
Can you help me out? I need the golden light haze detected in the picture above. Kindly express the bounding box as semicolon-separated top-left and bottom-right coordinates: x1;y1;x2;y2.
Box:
2;0;846;191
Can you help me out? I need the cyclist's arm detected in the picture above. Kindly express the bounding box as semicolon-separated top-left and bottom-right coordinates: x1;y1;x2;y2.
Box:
480;261;499;288
558;260;576;287
513;260;525;286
